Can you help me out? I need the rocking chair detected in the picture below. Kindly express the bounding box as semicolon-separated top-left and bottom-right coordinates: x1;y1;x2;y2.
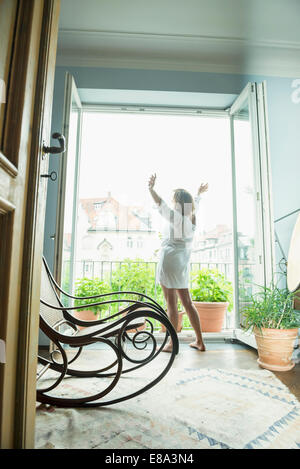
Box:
37;257;179;407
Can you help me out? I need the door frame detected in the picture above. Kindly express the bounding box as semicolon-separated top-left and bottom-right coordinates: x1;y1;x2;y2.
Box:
52;87;274;345
229;82;275;344
0;0;60;449
86;87;273;342
256;82;276;283
14;0;61;449
54;73;82;290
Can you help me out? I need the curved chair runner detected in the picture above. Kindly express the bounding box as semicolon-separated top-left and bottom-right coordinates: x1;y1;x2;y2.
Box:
37;257;179;407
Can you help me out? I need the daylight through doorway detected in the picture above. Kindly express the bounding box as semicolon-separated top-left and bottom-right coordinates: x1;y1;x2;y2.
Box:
61;111;235;330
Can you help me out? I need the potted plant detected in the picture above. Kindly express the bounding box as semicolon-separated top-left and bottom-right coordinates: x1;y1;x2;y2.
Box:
160;307;185;333
242;284;300;371
190;268;233;332
111;259;157;332
74;277;110;329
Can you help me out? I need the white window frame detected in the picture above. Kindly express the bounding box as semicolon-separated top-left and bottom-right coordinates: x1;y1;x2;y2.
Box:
54;73;82;291
229;82;275;347
55;81;275;343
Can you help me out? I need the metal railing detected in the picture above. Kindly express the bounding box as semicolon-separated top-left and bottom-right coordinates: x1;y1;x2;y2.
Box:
62;259;235;330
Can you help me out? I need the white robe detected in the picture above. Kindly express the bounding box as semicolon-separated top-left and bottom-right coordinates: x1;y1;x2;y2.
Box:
156;196;201;289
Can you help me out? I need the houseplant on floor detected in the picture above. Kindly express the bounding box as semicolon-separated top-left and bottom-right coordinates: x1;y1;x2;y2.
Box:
242;284;300;371
74;277;110;329
190;268;233;332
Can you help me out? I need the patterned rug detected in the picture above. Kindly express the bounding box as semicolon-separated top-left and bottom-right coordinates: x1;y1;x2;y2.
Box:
35;362;300;449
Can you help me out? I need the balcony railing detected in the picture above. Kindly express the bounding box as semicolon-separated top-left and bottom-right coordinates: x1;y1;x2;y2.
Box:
63;260;235;331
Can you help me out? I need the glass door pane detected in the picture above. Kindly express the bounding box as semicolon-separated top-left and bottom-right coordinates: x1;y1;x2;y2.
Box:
230;84;265;328
55;73;82;297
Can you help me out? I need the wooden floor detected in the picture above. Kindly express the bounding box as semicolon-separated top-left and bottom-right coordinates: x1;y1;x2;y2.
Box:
38;340;300;402
176;341;300;402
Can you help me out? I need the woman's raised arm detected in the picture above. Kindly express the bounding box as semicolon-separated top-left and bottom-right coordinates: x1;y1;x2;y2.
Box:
148;174;162;205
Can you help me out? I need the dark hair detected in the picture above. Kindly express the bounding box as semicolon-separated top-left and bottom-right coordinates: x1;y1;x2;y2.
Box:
173;189;196;225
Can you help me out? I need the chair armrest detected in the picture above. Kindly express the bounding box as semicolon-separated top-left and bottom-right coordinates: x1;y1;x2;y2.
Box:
64;290;161;311
42;257;162;312
40;298;167;328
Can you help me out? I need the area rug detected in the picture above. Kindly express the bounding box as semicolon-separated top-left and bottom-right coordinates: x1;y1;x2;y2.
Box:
35;364;300;449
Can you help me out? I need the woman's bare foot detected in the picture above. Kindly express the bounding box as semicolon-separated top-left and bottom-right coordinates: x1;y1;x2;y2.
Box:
162;341;173;353
189;341;206;352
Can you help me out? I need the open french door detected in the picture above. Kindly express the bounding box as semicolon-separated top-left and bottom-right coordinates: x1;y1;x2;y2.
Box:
230;82;275;347
54;73;82;296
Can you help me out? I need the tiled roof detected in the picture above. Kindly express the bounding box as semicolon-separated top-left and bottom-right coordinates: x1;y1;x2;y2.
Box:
80;196;151;231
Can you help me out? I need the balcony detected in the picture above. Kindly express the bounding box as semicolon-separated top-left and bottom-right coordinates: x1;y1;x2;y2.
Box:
63;259;235;332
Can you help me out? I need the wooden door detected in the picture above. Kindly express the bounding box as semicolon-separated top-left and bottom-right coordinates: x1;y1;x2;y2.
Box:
0;0;60;449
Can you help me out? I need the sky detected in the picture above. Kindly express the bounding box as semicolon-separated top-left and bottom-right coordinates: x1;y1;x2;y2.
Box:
77;112;234;232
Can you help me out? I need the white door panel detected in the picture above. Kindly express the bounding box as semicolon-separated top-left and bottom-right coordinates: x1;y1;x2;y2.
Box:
230;82;274;343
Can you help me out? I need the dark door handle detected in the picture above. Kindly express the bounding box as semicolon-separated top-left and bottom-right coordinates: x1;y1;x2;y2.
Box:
43;132;66;155
40;171;57;181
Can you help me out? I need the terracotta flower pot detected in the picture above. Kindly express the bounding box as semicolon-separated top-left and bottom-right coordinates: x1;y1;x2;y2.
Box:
125;322;146;333
122;308;146;333
160;311;184;333
74;310;100;330
254;327;298;371
193;301;229;332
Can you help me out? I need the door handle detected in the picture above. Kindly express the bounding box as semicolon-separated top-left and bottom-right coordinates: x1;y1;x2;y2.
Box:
43;132;66;155
40;171;57;181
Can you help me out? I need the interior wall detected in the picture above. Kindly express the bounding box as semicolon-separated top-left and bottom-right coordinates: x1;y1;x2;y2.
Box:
44;66;300;280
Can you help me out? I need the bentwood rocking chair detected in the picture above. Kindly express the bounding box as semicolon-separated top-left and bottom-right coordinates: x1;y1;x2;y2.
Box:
37;257;179;407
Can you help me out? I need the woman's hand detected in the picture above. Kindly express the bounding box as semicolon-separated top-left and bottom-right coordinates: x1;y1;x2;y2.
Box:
148;174;157;191
197;183;208;195
148;174;161;205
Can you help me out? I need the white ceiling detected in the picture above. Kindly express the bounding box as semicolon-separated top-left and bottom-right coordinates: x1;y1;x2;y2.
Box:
57;0;300;76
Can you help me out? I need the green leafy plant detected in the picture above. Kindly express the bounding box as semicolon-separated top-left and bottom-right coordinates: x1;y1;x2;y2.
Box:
242;284;300;332
110;259;166;328
190;268;233;312
111;258;163;302
74;277;110;315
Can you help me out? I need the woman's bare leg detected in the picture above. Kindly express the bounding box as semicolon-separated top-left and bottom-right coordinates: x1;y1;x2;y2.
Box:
161;284;178;352
177;288;206;351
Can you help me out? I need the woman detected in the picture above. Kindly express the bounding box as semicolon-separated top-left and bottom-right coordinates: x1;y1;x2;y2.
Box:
149;174;208;352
